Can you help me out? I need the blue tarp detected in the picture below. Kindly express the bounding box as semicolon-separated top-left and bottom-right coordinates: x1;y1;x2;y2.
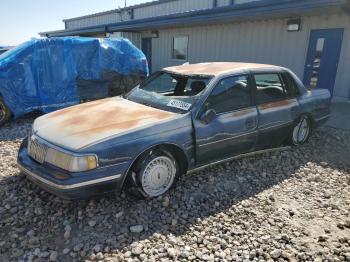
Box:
0;37;148;117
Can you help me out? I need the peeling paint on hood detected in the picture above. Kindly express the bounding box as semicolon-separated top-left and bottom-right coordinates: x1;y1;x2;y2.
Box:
33;97;176;151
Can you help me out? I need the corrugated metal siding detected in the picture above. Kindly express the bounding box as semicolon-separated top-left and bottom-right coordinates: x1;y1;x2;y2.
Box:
235;0;262;4
217;0;262;6
64;0;267;30
108;32;142;49
66;11;130;29
217;0;231;7
121;32;142;49
133;0;213;19
150;13;350;101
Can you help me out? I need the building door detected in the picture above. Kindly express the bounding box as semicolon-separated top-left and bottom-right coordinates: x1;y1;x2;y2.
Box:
141;38;152;73
303;29;343;96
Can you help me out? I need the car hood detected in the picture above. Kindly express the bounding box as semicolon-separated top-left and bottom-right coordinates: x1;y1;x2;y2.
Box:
33;97;176;151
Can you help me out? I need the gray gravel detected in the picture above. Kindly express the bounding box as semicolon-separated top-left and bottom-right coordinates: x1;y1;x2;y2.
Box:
0;116;349;262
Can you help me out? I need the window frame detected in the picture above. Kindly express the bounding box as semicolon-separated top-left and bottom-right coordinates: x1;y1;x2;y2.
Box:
172;35;189;61
138;70;212;97
252;72;288;105
281;72;301;99
202;74;255;116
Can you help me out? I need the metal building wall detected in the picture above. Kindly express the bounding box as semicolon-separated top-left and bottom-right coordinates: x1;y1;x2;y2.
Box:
217;0;231;7
216;0;259;5
150;13;350;101
133;0;213;19
108;32;142;49
65;10;131;29
64;0;266;30
121;32;142;49
235;0;262;4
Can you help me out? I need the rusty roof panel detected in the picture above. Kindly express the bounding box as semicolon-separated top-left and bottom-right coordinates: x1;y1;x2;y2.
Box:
164;62;280;76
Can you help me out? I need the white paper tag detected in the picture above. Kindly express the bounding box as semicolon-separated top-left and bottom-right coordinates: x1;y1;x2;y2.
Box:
167;100;192;111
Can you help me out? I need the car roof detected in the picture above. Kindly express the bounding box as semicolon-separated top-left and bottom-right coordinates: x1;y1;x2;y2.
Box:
163;62;282;77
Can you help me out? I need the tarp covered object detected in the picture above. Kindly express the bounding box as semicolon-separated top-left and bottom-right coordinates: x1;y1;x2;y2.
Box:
0;37;148;117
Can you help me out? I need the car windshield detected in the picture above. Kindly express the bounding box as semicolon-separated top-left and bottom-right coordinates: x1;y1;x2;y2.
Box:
126;71;212;113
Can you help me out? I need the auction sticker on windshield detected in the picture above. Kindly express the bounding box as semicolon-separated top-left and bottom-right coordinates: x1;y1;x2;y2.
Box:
167;100;192;111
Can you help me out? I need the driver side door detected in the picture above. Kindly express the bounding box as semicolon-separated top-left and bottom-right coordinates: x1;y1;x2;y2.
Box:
193;75;258;166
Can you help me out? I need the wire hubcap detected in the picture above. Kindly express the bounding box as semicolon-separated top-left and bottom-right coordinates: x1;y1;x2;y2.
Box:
141;156;176;197
292;117;310;144
0;103;5;122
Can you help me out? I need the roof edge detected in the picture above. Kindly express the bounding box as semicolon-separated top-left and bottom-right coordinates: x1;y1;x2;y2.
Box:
62;0;177;22
40;0;347;37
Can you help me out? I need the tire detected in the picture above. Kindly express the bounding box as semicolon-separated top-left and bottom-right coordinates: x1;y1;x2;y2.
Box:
288;115;312;146
125;149;179;199
0;97;12;127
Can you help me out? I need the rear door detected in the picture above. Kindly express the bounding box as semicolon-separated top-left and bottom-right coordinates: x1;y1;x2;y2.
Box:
253;72;299;149
194;75;258;166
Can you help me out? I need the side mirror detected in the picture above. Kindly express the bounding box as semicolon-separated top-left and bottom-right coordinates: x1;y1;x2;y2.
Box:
200;109;216;124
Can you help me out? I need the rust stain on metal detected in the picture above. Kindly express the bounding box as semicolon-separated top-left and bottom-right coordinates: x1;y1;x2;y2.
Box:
34;97;176;150
164;62;280;76
47;98;172;134
259;100;291;110
47;99;108;119
232;108;254;117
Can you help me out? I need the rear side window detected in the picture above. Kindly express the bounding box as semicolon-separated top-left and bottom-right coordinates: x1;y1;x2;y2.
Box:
206;75;252;114
282;72;300;98
254;74;286;104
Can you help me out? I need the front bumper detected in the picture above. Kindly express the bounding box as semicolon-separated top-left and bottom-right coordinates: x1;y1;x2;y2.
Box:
17;139;130;200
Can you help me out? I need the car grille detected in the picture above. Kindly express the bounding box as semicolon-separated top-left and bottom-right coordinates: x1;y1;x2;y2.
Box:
28;136;48;164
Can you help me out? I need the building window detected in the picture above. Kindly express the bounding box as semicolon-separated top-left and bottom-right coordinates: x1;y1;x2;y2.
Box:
172;36;188;60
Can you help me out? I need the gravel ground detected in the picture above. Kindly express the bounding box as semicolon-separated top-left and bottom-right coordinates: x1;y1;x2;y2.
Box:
0;116;349;262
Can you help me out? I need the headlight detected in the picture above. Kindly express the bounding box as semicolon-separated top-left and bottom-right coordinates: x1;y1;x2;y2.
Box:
69;155;98;172
45;148;98;172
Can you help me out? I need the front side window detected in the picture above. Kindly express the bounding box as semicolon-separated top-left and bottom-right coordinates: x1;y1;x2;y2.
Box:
206;75;251;114
254;74;286;104
172;36;188;60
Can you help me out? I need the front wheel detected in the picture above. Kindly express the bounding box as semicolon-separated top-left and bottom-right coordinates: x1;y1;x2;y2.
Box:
288;115;312;146
125;150;179;199
0;97;12;127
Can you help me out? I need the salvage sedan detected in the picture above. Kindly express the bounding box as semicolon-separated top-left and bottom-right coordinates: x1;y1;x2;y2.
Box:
17;62;331;199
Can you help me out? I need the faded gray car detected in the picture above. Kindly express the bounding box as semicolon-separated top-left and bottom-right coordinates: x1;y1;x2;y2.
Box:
17;62;331;199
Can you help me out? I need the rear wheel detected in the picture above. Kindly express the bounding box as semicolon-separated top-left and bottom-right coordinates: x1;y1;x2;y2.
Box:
0;97;11;127
125;149;179;199
288;115;312;146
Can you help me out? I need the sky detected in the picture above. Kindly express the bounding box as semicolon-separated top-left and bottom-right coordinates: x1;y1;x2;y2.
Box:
0;0;152;46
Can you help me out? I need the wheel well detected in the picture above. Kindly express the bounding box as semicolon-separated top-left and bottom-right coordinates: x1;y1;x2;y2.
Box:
121;143;189;192
157;144;189;175
303;112;315;128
